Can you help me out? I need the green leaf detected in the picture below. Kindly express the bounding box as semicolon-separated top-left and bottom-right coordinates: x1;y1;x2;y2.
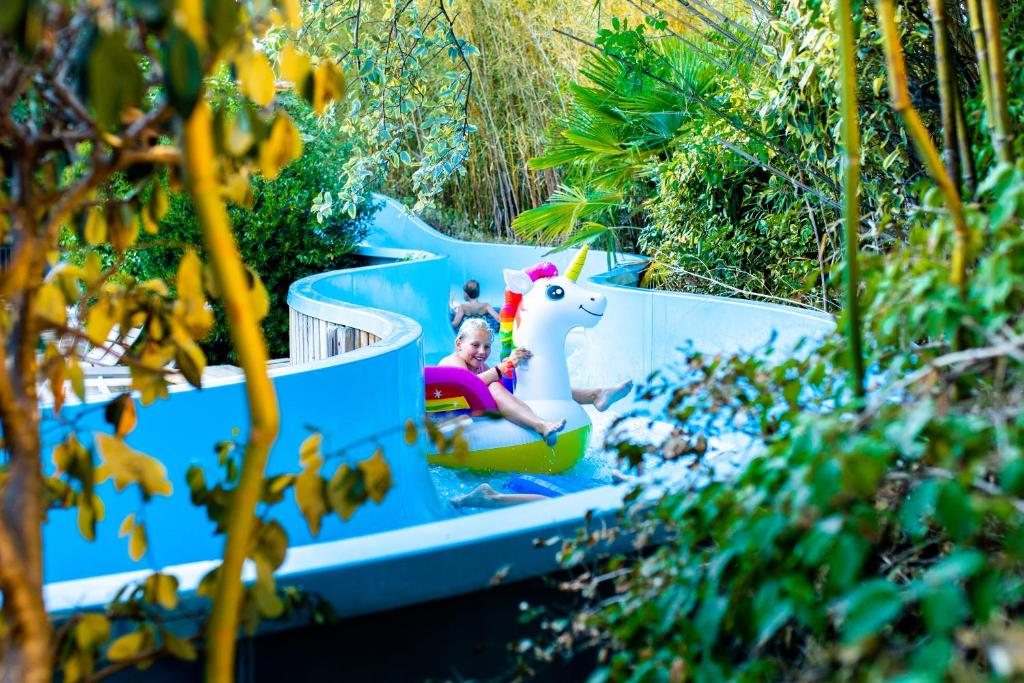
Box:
0;0;26;36
900;479;939;539
753;582;792;646
162;28;202;118
89;32;143;131
935;481;975;541
838;579;903;643
923;583;967;634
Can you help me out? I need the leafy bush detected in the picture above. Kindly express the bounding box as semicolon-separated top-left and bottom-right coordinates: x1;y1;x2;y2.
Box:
535;159;1024;683
130;97;376;364
521;4;1024;680
515;3;939;305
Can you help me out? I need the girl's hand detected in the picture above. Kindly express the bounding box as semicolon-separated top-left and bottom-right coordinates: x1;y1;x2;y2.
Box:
509;348;532;366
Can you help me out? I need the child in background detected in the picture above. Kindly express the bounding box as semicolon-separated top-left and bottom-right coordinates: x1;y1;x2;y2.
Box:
450;279;500;332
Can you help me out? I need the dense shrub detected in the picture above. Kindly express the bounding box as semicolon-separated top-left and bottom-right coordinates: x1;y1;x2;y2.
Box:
517;4;1024;681
129;97;376;364
514;2;944;305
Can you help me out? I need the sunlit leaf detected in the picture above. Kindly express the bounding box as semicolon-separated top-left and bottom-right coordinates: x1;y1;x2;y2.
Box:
238;50;276;108
258;114;303;180
106;630;147;662
358;448;391;504
94;433;173;499
312;60;345;115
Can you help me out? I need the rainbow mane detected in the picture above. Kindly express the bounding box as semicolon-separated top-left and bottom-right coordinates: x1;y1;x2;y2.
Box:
498;261;558;377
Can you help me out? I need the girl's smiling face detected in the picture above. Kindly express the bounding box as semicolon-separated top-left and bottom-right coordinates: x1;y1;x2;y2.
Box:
456;329;491;369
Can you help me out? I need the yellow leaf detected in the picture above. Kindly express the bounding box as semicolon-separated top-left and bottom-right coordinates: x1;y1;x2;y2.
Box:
358;448;391;504
36;283;67;325
312;60;346;115
279;0;301;29
75;613;111;650
327;464;361;521
86;299;117;346
299;433;322;465
77;497;96;541
108;203;138;252
84;207;107;245
151;572;179;610
175;251;213;338
176;250;203;301
258;114;303;180
164;632;196;661
238;50;276;107
295;466;325;536
173;332;206;388
249;268;270;321
149;183;169;220
225;112;254;157
174;0;206;49
94;433;173;498
129;521;147;561
119;512;136;538
107;631;146;662
279;42;311;92
222;170;252;206
141;205;159;235
67;355;86;401
404;419;418;446
82;252;103;286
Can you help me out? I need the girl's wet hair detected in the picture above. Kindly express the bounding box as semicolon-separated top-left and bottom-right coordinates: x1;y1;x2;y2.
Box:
456;317;492;342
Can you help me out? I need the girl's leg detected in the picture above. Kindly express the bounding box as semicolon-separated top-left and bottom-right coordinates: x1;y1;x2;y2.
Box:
451;483;548;508
488;382;565;441
572;379;633;412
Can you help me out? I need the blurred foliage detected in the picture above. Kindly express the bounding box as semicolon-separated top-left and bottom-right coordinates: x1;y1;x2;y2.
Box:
125;94;377;364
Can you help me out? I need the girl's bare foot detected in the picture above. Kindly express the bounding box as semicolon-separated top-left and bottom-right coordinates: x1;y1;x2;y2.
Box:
594;379;633;412
540;418;566;446
452;483;501;508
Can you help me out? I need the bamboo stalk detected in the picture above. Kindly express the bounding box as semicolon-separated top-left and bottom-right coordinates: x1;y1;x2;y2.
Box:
980;0;1014;163
836;0;865;398
928;0;961;187
953;64;978;197
965;0;997;149
184;101;281;682
877;0;969;299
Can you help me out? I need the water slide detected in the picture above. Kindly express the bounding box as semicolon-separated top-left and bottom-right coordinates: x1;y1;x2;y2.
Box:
42;194;833;628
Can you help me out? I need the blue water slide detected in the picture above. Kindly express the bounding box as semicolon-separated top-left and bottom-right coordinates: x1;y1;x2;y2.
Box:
42;194;834;627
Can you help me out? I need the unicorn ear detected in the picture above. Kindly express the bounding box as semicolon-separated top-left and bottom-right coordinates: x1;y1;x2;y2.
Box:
503;268;534;294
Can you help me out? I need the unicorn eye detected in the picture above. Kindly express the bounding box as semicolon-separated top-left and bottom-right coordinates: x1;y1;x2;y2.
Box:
546;285;565;301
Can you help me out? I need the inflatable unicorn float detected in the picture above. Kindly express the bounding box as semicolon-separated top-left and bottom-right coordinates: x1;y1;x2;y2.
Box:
425;246;608;474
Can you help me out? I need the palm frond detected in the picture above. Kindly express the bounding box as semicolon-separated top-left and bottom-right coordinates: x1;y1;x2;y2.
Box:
511;186;623;242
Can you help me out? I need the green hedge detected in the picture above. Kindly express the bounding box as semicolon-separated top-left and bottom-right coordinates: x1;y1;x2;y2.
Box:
128;103;376;364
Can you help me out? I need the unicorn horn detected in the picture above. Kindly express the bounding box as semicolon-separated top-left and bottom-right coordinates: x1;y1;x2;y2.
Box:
565;244;589;282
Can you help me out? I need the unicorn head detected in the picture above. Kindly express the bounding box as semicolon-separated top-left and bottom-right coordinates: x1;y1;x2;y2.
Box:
498;246;606;401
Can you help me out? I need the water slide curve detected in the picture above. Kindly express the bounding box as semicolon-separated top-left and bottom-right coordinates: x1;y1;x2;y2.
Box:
41;194;833;626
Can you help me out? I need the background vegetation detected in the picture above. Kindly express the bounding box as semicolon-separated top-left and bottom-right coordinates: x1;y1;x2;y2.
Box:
505;1;1024;681
125;95;376;364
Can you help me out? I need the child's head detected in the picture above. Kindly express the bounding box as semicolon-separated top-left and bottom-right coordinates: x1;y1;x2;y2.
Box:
463;279;480;300
455;317;492;343
455;318;492;364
